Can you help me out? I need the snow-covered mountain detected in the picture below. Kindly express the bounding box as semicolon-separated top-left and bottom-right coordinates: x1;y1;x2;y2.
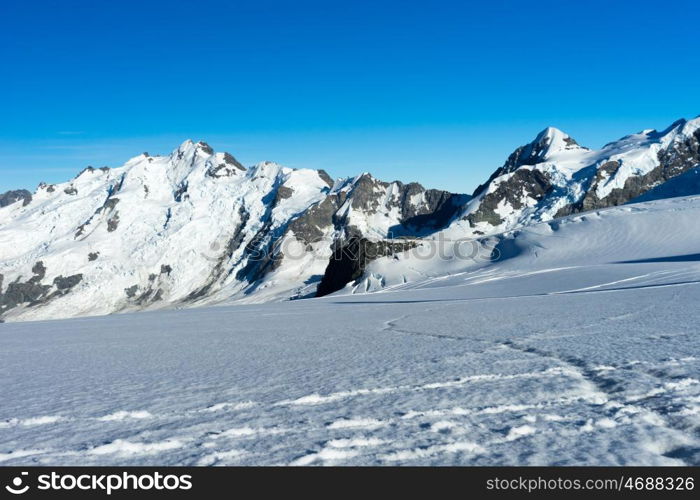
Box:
0;140;465;321
450;117;700;237
1;116;699;322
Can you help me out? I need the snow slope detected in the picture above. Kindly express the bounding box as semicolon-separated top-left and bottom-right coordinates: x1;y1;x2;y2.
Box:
353;192;700;293
1;196;699;465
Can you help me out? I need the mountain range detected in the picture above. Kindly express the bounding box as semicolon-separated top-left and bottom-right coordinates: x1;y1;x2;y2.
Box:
1;116;698;322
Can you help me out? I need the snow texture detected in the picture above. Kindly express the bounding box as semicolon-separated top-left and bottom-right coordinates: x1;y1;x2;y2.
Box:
1;195;699;465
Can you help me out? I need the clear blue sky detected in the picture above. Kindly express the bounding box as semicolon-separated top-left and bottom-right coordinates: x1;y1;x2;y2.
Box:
1;0;698;194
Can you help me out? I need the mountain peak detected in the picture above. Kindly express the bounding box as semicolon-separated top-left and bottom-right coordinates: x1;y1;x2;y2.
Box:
537;125;566;138
172;139;214;155
177;139;195;150
196;141;214;155
533;127;584;155
501;126;585;172
472;127;587;197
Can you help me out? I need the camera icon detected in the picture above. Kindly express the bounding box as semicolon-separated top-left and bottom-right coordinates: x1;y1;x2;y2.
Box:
5;472;29;495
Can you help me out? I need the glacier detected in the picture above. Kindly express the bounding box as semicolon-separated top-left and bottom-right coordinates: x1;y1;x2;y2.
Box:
1;195;699;465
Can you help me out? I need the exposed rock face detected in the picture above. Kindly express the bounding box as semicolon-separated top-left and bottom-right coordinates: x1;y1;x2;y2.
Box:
504;128;585;170
32;261;47;280
0;189;32;207
107;213;120;232
288;196;341;245
401;189;468;230
278;173;467;294
468;169;553;226
473;127;586;197
631;166;700;203
337;174;468;235
54;274;83;290
0;261;82;316
316;237;416;297
658;124;700;175
464;128;587;230
196;141;214;155
317;170;335;188
0;279;52;313
173;182;188;202
206;152;247;178
557;123;700;217
274;186;294;205
101;197;120;212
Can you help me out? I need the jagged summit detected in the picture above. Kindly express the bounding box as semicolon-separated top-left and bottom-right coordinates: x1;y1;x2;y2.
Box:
506;126;586;169
663;118;688;133
462;115;700;233
534;126;585;152
622;117;700;145
472;126;587;197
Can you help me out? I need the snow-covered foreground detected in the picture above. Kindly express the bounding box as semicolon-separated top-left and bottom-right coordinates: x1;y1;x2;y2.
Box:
1;197;699;465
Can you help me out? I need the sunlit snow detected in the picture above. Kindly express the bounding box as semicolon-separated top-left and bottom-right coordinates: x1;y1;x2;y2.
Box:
1;196;699;465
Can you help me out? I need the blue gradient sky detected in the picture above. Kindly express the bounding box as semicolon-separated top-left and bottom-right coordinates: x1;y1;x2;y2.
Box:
2;0;698;193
